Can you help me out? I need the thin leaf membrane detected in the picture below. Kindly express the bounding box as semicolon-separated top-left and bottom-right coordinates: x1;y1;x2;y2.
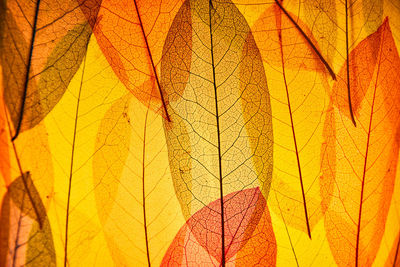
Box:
0;173;55;267
161;188;276;266
0;0;92;136
161;0;273;264
321;18;400;267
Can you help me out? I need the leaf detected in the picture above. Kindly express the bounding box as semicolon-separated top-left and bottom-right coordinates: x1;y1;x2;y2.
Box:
321;18;400;267
93;90;184;266
79;0;186;120
252;2;331;235
303;0;338;66
362;0;384;35
0;172;55;267
161;188;276;266
0;0;92;138
161;0;273;263
162;0;273;213
331;16;388;122
252;4;329;75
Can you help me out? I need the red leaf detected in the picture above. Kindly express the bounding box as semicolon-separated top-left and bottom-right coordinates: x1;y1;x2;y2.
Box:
161;187;273;265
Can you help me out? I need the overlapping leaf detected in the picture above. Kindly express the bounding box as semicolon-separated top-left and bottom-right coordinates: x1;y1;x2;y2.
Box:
161;188;276;266
0;172;55;267
302;0;337;66
78;0;186;120
93;90;184;266
161;0;273;264
321;18;400;267
251;2;330;234
0;0;92;137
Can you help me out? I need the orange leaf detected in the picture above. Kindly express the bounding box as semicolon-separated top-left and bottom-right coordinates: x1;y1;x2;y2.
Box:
161;188;266;265
252;3;328;75
321;18;400;267
79;0;188;120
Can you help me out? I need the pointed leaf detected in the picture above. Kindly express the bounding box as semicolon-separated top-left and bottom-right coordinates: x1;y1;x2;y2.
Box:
161;188;275;266
0;0;92;136
93;90;184;266
321;18;400;267
252;2;331;234
331;18;389;121
79;0;186;120
0;172;55;267
252;4;328;74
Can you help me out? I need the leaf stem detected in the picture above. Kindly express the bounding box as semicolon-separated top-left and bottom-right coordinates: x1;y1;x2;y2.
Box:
393;235;400;267
132;0;171;122
276;18;311;239
274;0;336;81
345;0;357;126
208;1;226;265
12;0;41;140
64;50;88;267
142;107;151;267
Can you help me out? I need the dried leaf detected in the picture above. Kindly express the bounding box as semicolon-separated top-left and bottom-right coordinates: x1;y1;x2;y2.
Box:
321;18;400;267
0;172;55;267
161;188;276;266
0;0;92;137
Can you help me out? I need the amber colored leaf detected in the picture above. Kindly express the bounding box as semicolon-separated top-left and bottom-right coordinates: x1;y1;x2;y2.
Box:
0;172;55;267
0;0;92;139
362;0;384;35
161;188;276;266
251;2;331;235
161;0;273;263
303;0;338;65
93;88;183;266
252;4;328;75
79;0;186;120
321;18;400;267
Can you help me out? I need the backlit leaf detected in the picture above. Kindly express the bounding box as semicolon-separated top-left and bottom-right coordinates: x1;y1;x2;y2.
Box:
161;188;276;266
321;18;400;267
0;172;55;266
0;0;92;138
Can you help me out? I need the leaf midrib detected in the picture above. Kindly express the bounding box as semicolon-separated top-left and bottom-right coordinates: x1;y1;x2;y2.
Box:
208;1;226;266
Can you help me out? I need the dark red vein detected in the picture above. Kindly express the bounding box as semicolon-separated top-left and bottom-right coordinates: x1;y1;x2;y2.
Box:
277;23;311;238
132;0;171;122
355;21;384;267
142;107;151;267
12;0;41;141
208;1;226;266
64;51;88;267
274;0;336;81
345;0;357;127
